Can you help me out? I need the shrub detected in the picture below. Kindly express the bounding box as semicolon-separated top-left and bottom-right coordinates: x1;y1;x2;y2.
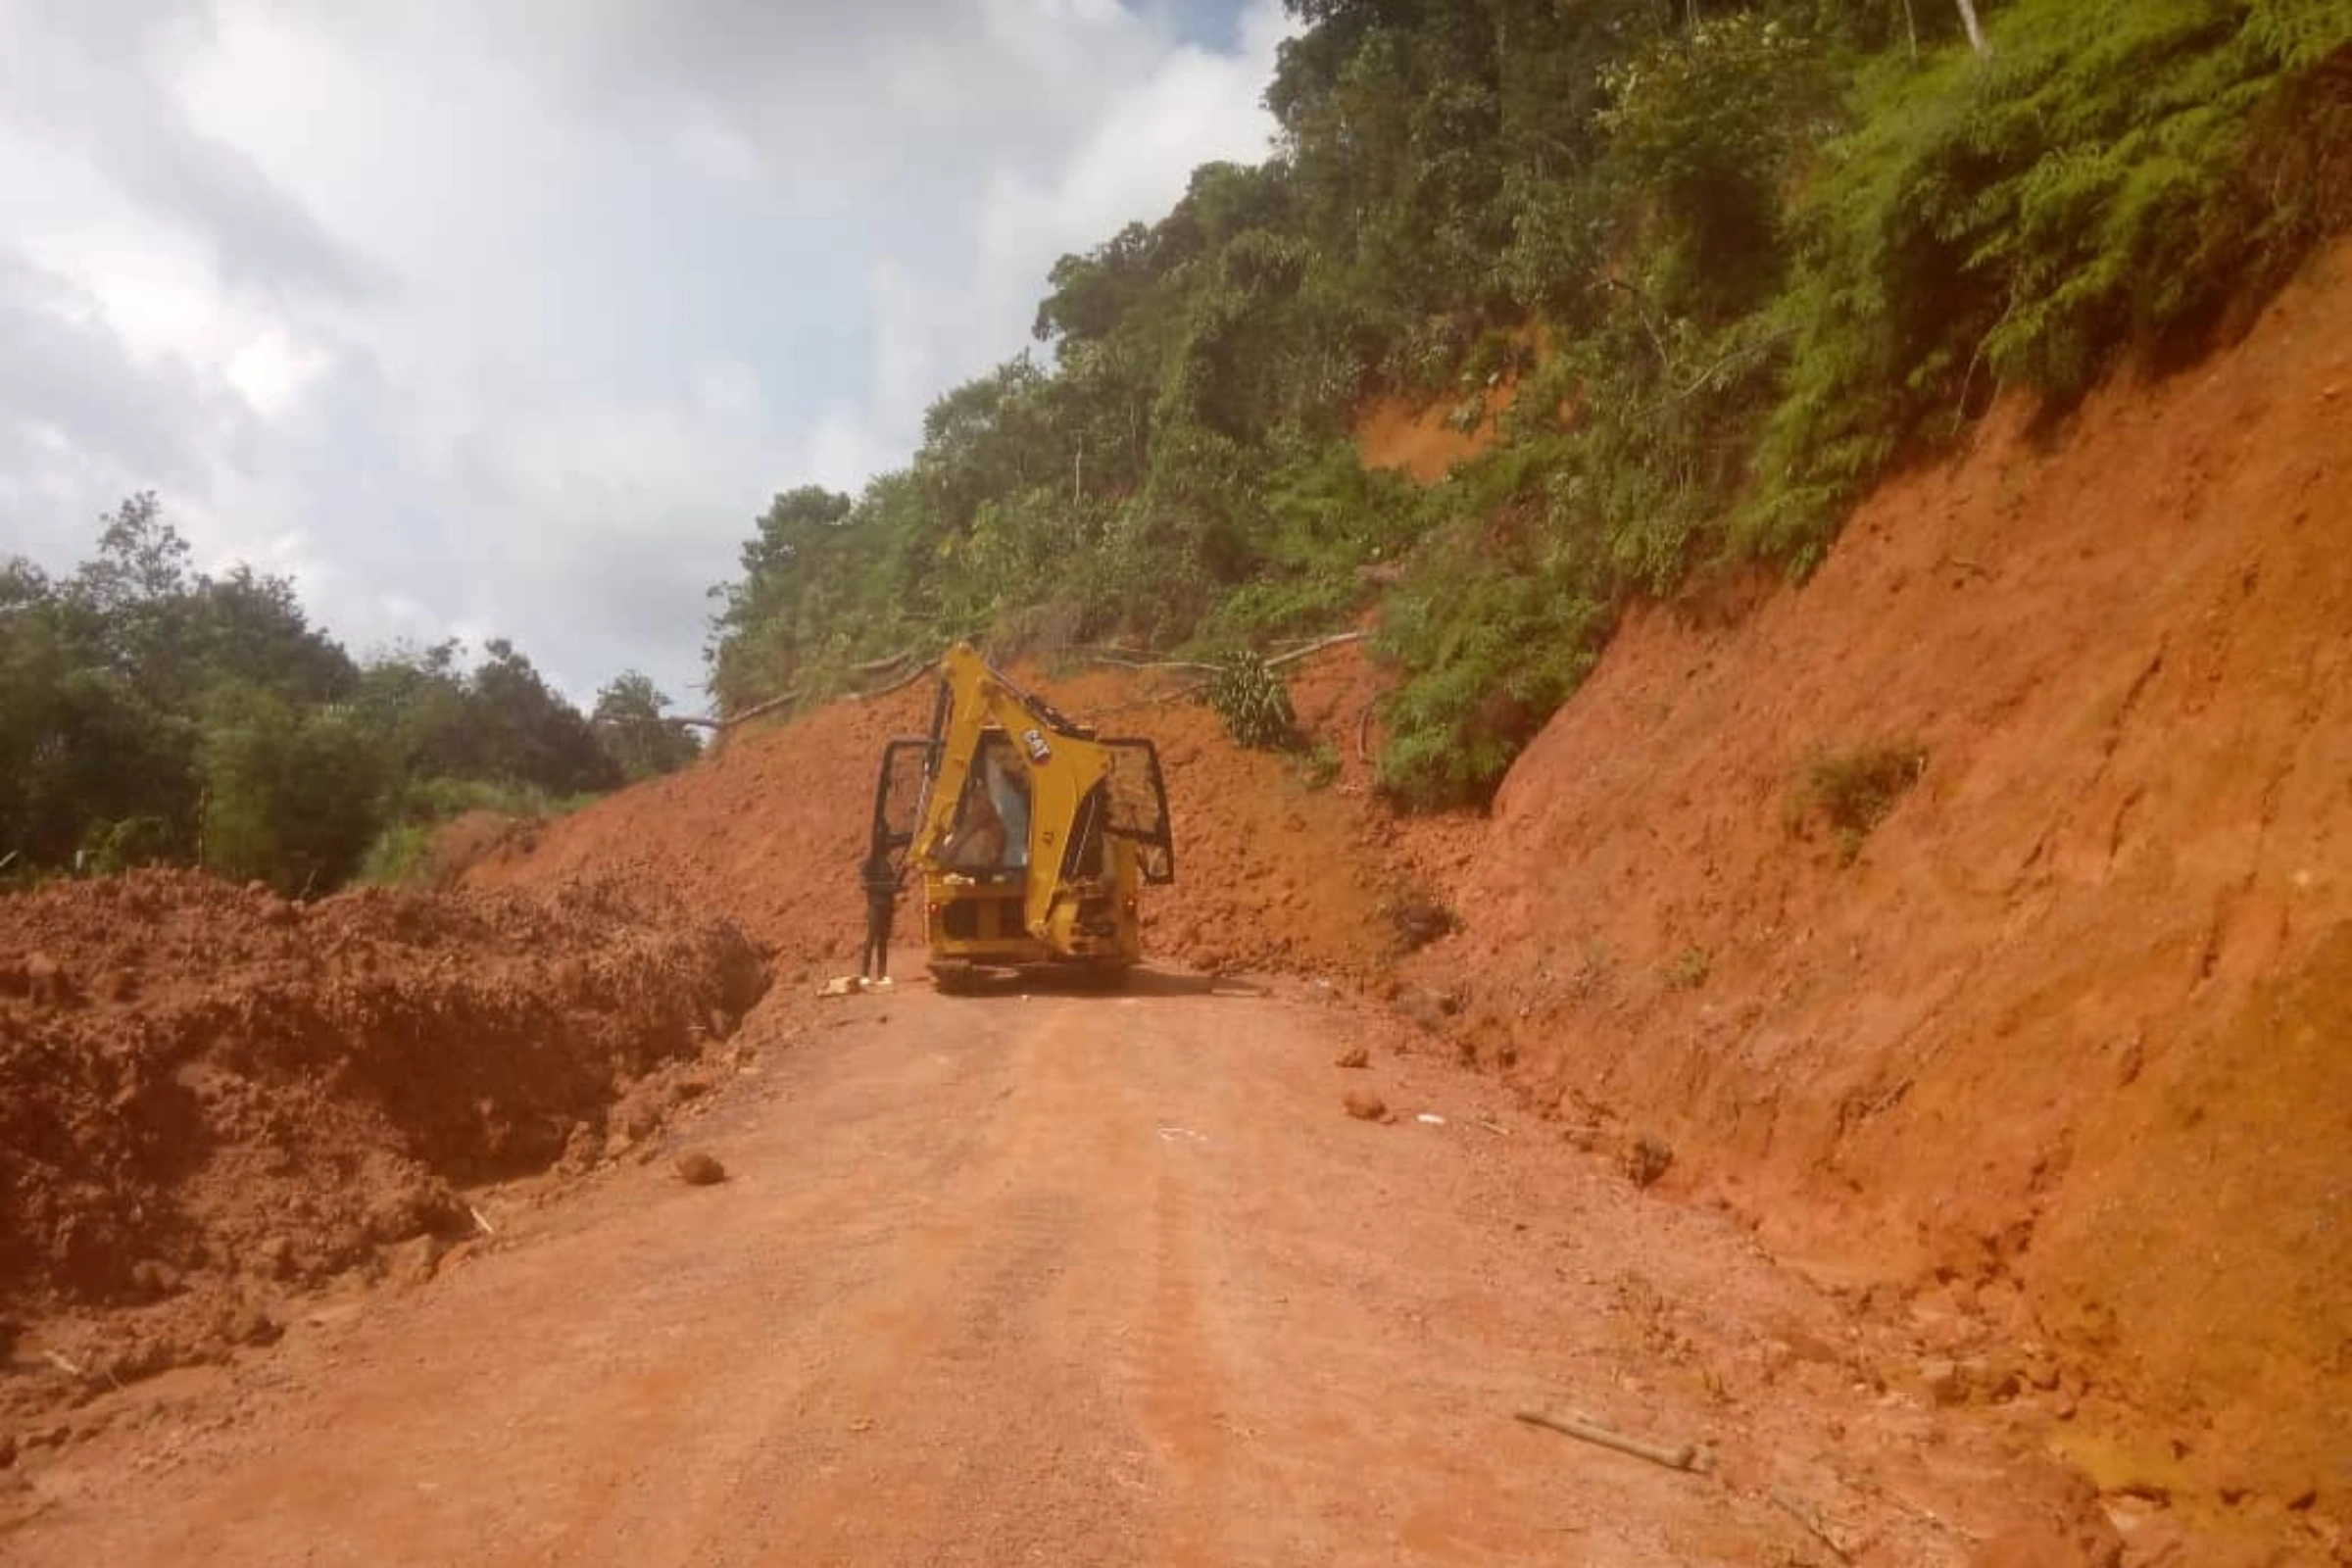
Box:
1746;1;2352;564
1205;652;1298;751
1785;740;1929;863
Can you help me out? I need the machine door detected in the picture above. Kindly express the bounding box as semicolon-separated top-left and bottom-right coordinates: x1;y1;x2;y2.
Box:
1100;738;1176;885
868;737;937;874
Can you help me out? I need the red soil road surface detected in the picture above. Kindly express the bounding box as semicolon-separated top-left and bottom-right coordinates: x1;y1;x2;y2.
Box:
1;973;2111;1567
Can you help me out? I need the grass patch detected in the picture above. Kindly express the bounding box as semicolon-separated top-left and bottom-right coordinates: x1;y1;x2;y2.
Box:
1785;741;1929;863
356;777;600;887
1660;946;1711;992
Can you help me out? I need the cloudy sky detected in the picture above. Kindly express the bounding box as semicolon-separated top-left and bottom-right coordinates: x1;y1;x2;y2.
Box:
0;0;1286;708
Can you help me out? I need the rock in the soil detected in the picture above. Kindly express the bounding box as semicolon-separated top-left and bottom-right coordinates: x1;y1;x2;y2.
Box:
253;1235;295;1278
1334;1044;1370;1069
128;1259;181;1298
1919;1356;1970;1406
674;1152;727;1186
556;1120;600;1175
222;1304;281;1348
1624;1133;1674;1189
382;1234;449;1290
1396;987;1455;1033
1344;1089;1388;1122
24;952;66;1005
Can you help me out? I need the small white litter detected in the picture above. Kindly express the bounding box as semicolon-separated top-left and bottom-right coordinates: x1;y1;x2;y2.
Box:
1416;1113;1447;1126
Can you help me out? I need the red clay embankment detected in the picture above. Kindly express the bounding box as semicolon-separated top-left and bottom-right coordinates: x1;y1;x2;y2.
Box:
1418;242;2352;1549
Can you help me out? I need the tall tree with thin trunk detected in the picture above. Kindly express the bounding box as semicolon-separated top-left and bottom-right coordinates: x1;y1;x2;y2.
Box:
1954;0;1989;57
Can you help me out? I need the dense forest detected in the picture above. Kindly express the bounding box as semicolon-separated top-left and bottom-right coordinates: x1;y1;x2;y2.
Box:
0;496;698;892
707;0;2352;806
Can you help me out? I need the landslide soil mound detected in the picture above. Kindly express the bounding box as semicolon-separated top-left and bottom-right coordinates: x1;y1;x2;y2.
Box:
468;643;1479;987
0;870;766;1412
1417;241;2352;1553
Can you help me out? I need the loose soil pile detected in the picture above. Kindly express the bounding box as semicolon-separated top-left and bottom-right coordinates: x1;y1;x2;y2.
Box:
0;870;765;1416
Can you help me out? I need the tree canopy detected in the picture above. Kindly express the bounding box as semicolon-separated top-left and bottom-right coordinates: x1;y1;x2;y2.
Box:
706;0;2352;806
2;497;698;891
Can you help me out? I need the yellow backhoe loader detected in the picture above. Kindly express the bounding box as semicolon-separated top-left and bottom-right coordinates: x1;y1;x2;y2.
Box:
866;643;1174;989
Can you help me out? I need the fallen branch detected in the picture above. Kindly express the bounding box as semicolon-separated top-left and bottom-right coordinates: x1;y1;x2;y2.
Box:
42;1349;84;1378
1355;701;1376;763
852;648;916;674
1770;1486;1853;1564
467;1203;497;1238
1264;631;1365;670
1086;651;1223;675
715;687;804;730
1855;1478;1980;1544
858;660;937;701
1514;1408;1704;1473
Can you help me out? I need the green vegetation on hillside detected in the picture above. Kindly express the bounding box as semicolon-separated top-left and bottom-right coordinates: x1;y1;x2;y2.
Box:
0;495;696;893
708;0;2352;807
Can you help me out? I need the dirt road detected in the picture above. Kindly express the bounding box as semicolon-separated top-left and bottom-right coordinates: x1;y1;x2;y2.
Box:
3;971;2102;1566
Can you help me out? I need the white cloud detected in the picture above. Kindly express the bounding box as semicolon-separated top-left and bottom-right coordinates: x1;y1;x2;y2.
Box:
0;0;1289;707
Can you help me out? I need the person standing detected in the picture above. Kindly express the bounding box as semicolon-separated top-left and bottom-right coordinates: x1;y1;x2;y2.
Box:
859;850;903;982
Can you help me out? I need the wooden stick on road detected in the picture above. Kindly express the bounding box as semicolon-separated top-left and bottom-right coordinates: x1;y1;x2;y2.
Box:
1769;1486;1854;1563
1513;1408;1702;1473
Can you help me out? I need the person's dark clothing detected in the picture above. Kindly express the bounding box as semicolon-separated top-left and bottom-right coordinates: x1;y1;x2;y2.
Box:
859;855;901;979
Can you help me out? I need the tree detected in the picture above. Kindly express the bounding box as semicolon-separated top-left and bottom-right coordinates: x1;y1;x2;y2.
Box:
592;671;700;782
3;497;630;886
1954;0;1989;57
197;681;387;893
458;639;621;797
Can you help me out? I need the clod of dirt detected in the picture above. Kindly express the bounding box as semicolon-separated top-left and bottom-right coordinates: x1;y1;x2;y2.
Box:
1387;897;1458;953
1919;1356;1970;1406
0;1430;14;1469
23;952;66;1006
1395;987;1458;1033
252;1237;295;1280
380;1235;449;1291
1344;1090;1388;1122
674;1152;727;1186
1333;1044;1370;1069
221;1305;280;1348
1625;1133;1674;1189
555;1120;600;1175
126;1260;180;1298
